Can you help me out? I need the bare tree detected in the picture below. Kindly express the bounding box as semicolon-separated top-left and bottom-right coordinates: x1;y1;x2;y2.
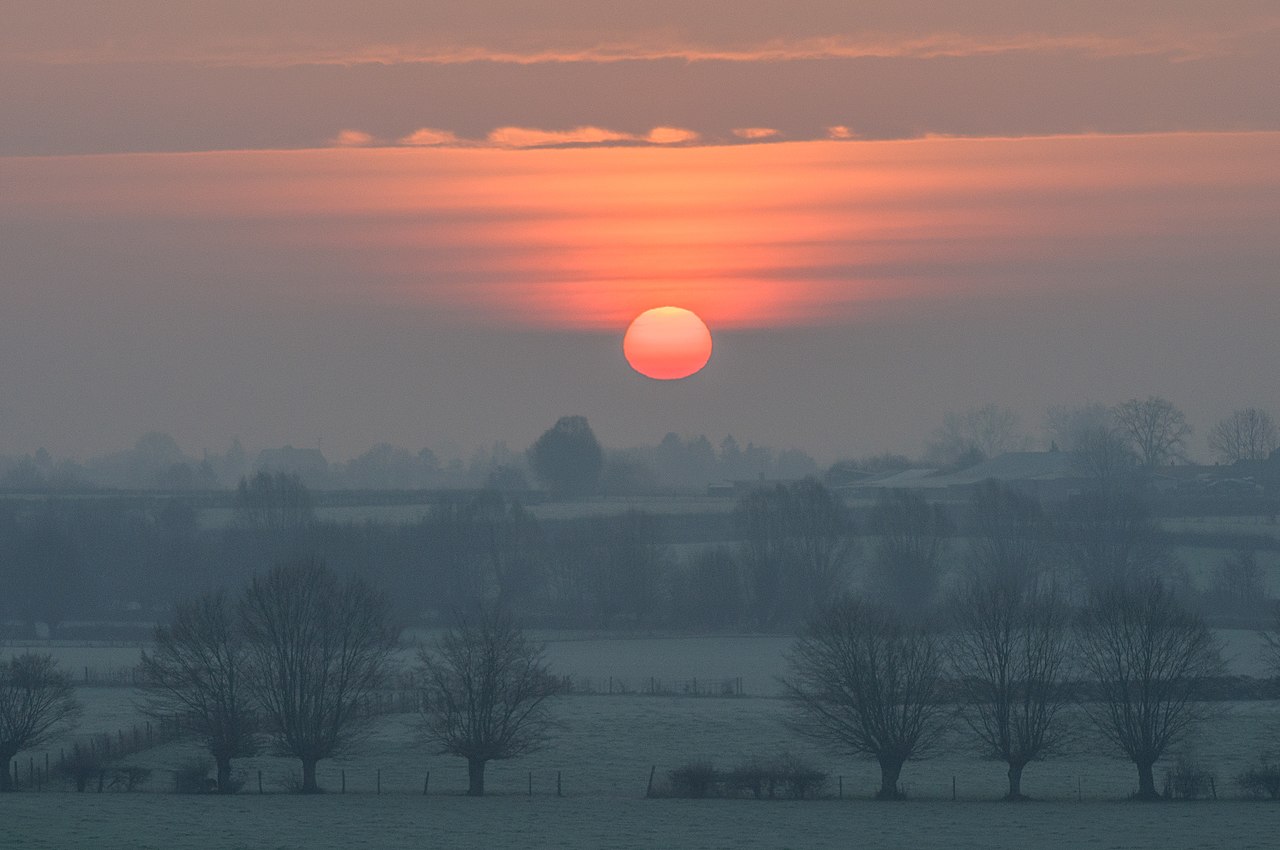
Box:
783;596;947;799
139;591;256;793
1076;578;1224;800
925;404;1031;468
1113;396;1192;469
950;568;1072;800
867;490;951;613
0;653;81;791
1058;488;1170;593
1043;403;1113;452
735;480;854;628
241;560;399;793
1071;424;1139;492
418;605;560;796
232;471;315;534
1208;408;1278;464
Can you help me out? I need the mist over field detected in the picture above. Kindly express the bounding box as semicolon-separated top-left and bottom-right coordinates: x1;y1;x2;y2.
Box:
6;1;1280;848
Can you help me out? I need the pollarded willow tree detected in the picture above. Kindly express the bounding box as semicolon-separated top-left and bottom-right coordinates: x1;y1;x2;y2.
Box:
418;605;560;796
735;479;855;628
1076;578;1224;800
783;595;948;799
241;559;400;793
951;481;1073;800
139;590;257;793
950;572;1072;800
0;653;81;792
866;489;952;613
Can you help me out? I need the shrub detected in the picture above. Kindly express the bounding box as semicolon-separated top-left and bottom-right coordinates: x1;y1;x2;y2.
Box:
1165;754;1215;800
725;759;767;799
107;766;152;792
771;752;828;800
667;761;722;798
1236;760;1280;800
724;753;828;800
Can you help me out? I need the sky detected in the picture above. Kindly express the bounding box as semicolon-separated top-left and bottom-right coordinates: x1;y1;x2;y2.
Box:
2;1;1278;465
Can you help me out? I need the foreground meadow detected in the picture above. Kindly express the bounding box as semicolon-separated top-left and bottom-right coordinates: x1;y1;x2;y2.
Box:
7;791;1280;850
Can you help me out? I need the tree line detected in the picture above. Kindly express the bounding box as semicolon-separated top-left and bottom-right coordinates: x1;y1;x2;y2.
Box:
6;560;1274;802
2;463;1276;639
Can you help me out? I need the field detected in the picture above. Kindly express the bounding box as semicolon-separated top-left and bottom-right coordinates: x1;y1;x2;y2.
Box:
8;633;1280;848
7;793;1280;850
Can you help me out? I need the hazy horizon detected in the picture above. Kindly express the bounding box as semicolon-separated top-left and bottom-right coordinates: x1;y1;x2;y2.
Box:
3;1;1277;466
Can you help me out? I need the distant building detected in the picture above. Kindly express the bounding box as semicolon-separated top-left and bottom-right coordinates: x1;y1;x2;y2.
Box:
838;451;1087;503
254;446;329;488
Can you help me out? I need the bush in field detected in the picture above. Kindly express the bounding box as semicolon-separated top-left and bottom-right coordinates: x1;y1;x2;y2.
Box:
667;761;721;798
1164;753;1215;800
668;754;829;800
1236;760;1280;799
107;766;152;792
766;752;827;799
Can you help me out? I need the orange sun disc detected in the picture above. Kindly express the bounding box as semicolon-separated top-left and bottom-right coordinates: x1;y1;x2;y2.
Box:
623;307;713;380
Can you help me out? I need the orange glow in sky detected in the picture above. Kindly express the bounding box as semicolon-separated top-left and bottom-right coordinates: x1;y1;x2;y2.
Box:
5;132;1278;335
623;307;714;380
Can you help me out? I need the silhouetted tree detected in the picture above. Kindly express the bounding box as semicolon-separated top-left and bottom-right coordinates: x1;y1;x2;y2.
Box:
0;653;81;791
1076;578;1224;800
1042;403;1113;453
1059;489;1170;593
925;404;1031;468
1070;423;1139;492
1208;408;1278;464
867;490;951;613
462;491;544;608
783;596;947;799
418;605;559;796
950;568;1072;800
1113;396;1192;469
8;510;80;638
527;415;604;498
232;471;314;534
735;480;854;628
241;560;398;793
139;591;256;793
673;547;747;630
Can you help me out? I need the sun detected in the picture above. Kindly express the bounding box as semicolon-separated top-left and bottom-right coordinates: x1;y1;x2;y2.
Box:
623;306;713;380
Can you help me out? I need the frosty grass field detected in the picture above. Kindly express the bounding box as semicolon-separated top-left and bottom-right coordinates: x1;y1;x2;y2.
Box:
7;636;1280;849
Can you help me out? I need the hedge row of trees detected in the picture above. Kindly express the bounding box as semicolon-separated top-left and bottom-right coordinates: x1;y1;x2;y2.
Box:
2;468;1273;639
138;563;556;796
786;574;1227;802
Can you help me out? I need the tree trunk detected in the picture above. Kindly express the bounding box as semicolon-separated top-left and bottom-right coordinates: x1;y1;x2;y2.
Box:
0;754;14;792
1135;759;1158;801
216;756;233;794
301;758;319;794
1006;762;1026;800
876;757;904;800
467;758;487;797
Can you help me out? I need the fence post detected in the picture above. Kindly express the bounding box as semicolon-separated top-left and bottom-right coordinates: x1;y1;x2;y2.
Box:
258;770;263;795
424;772;430;796
838;775;843;799
341;770;346;794
646;765;656;798
377;769;381;796
557;771;562;798
528;771;533;797
952;776;956;801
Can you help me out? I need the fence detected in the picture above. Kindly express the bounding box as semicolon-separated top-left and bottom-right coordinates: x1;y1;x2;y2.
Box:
10;716;186;793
